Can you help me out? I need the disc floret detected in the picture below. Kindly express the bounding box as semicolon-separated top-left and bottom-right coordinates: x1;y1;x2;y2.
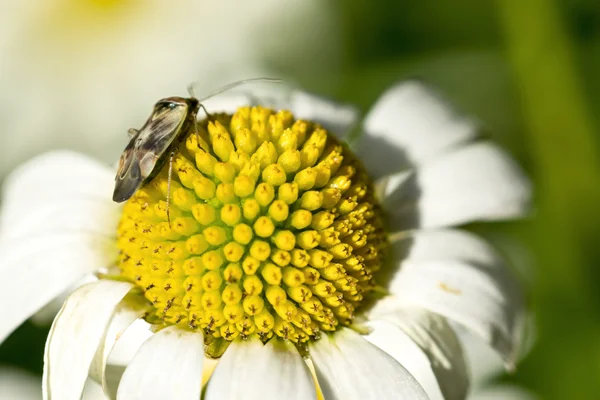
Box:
116;106;388;348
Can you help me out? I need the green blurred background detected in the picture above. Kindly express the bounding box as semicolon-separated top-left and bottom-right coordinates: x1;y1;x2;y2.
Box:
1;0;599;398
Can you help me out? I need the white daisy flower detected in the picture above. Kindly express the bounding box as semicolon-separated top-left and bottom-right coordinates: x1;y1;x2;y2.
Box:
0;0;338;178
0;81;531;399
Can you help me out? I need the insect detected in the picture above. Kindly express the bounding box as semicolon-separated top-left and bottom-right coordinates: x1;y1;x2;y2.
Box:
112;78;281;224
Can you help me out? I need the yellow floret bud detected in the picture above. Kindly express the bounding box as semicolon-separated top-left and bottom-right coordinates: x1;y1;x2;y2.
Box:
242;256;261;275
223;304;244;323
223;263;243;283
282;267;305;287
249;240;271;261
242;199;260;221
242;275;264;296
268;200;289;222
274;230;296;251
297;231;321;250
266;285;287;307
278;182;299;204
202;250;224;270
254;183;275;206
299;191;323;211
223;242;245;262
261;263;282;285
262;164;287;186
289;210;312;230
216;183;237;204
243;295;265;315
193;176;216;200
214;162;236;183
294;167;317;190
201;270;223;291
253;216;275;238
203;226;227;246
234;175;256;198
189;203;214;225
233;223;253;245
222;284;243;305
278;150;301;173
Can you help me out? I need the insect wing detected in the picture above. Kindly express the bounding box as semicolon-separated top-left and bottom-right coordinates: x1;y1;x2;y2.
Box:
113;101;189;202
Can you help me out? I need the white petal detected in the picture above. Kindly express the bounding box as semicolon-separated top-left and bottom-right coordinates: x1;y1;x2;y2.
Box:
460;329;505;388
0;234;117;344
310;328;428;399
286;91;359;139
382;250;524;365
83;379;111;400
367;309;468;400
392;229;503;266
0;367;42;400
101;319;154;399
202;83;359;138
116;326;204;400
0;150;119;240
89;295;149;394
31;275;99;327
359;81;478;178
43;280;134;400
205;338;316;400
383;142;531;230
0;151;119;342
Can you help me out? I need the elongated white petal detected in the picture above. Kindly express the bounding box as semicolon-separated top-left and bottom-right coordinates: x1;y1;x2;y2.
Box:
383;256;523;366
205;338;315;400
89;295;149;393
117;326;204;400
376;229;524;367
367;309;468;400
365;320;443;400
382;142;531;231
203;85;358;138
31;275;99;327
286;91;359;139
43;280;133;400
0;151;120;342
310;328;428;399
0;234;117;344
0;151;118;240
392;229;504;266
359;81;478;177
83;378;111;400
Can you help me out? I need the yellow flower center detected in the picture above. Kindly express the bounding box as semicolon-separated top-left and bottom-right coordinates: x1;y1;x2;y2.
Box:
116;106;388;354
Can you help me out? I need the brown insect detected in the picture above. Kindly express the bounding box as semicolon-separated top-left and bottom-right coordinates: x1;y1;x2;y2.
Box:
112;78;281;223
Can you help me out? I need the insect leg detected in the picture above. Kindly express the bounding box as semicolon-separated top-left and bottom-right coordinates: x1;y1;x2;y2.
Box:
166;151;175;227
192;104;212;147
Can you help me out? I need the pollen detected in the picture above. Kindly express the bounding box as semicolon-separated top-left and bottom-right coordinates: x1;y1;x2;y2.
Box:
116;106;388;351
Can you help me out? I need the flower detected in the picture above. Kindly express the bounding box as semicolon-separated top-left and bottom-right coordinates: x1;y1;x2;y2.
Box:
0;81;531;399
0;0;339;178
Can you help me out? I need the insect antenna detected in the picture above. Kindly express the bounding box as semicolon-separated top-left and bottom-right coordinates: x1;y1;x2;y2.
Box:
186;77;282;103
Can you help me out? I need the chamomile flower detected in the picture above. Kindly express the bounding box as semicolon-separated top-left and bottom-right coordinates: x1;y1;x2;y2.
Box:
0;82;531;399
